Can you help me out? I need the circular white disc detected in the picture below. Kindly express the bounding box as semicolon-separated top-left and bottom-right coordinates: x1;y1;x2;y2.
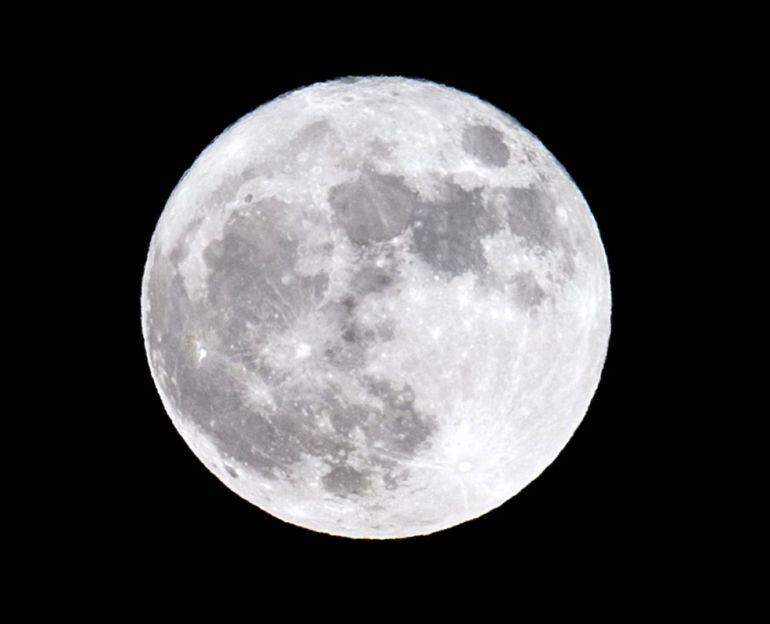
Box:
141;76;611;538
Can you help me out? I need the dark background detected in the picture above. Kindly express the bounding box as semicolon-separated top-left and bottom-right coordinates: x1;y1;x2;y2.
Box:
63;25;708;593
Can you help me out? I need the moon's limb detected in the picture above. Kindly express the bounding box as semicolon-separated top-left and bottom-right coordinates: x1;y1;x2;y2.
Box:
141;76;611;539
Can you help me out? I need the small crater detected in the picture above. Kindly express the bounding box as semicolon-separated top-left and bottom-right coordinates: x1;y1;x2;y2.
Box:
342;327;357;343
341;295;356;312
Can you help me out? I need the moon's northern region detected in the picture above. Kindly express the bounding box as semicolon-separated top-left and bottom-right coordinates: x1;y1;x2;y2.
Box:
141;76;611;539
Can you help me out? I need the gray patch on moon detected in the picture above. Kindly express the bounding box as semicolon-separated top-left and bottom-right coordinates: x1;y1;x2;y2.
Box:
288;119;333;153
512;271;548;308
322;465;371;497
462;124;510;167
368;138;393;159
350;262;396;296
320;301;368;370
503;185;577;278
184;360;289;475
329;166;519;279
328;169;417;245
410;182;502;277
318;257;399;372
147;203;438;497
206;167;261;207
204;198;328;332
465;184;580;308
145;252;182;348
329;166;510;279
504;187;558;250
232;379;438;497
363;379;433;457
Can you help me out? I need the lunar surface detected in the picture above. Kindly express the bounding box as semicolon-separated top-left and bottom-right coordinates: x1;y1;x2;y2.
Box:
141;76;611;538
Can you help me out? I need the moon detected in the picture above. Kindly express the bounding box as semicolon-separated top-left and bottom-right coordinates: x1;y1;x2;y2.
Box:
141;76;611;539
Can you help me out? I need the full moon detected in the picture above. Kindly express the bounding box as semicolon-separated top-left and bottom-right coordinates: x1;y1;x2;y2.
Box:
141;77;611;538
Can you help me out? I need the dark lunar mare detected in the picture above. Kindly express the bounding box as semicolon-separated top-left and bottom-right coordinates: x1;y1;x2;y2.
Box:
461;124;511;167
328;169;417;245
328;168;502;278
327;164;576;301
204;198;328;329
145;198;438;498
505;187;558;250
410;183;501;277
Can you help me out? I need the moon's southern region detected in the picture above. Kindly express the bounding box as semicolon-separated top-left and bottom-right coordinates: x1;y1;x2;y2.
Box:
141;76;611;539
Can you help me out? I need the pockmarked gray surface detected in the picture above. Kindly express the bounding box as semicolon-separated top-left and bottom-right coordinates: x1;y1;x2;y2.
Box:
141;77;611;538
